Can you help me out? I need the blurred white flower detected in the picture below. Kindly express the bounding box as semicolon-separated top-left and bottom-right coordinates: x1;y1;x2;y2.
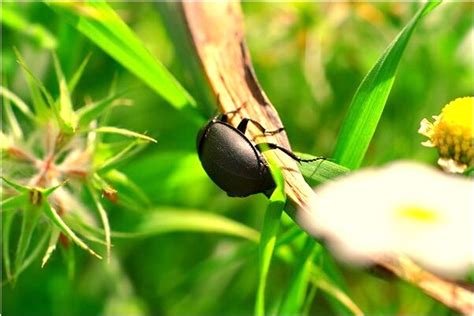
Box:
300;161;474;279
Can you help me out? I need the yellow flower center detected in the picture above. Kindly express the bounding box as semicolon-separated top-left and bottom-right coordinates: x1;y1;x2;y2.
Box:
419;97;474;172
440;97;473;137
397;205;440;224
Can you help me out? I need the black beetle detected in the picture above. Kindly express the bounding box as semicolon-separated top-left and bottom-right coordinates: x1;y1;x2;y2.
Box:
196;112;323;197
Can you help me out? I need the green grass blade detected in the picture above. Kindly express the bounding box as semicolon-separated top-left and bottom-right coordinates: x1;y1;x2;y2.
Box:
93;126;156;143
255;159;286;316
48;2;200;118
311;269;364;316
111;208;259;242
278;238;320;315
332;1;441;169
297;153;350;186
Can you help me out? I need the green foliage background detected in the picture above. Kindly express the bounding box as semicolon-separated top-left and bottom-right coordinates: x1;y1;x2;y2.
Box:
1;2;472;316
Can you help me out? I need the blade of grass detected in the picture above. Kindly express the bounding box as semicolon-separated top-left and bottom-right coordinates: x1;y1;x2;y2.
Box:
311;269;364;316
92;126;156;143
297;153;350;186
110;208;259;242
332;1;441;169
47;2;202;122
278;238;321;315
255;159;286;316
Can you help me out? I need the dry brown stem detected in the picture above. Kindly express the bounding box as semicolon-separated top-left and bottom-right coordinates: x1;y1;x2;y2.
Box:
180;2;474;314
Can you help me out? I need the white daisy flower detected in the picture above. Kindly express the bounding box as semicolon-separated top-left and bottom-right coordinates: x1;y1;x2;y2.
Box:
300;161;474;279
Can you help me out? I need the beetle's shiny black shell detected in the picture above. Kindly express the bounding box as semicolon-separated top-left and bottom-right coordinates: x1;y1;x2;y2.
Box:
197;119;275;197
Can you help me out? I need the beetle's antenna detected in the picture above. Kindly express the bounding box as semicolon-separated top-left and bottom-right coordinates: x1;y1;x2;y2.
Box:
256;143;326;163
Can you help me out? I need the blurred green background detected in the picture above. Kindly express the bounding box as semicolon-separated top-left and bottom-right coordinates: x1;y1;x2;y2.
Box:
1;2;472;315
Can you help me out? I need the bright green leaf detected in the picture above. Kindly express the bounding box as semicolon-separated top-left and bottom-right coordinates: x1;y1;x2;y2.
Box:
47;1;203;123
93;126;157;143
111;207;259;242
332;1;441;169
255;158;286;316
279;238;320;315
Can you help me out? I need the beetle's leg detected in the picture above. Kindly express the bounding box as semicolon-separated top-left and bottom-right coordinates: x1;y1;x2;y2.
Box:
256;143;326;163
237;118;285;135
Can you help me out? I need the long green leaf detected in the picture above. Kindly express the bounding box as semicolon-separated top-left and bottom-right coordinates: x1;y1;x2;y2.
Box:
297;153;350;186
332;1;441;169
278;238;320;315
111;208;259;242
93;126;156;143
255;159;286;316
48;2;201;121
311;269;364;316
